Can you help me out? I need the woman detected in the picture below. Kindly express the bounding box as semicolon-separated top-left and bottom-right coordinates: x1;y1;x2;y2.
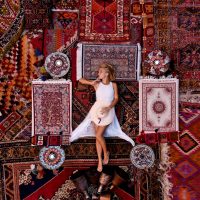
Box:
70;63;135;172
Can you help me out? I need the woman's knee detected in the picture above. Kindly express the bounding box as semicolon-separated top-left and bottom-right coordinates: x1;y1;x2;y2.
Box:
96;133;102;140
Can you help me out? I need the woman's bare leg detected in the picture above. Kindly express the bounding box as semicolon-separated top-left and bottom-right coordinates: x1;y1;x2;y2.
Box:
96;126;109;169
94;124;103;172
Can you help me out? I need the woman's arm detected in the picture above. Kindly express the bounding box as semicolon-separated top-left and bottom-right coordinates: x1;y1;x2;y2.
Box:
79;78;93;85
79;78;100;89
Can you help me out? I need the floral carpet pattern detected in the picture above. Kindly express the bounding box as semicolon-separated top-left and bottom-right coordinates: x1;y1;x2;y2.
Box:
139;79;179;133
32;80;72;145
80;43;140;80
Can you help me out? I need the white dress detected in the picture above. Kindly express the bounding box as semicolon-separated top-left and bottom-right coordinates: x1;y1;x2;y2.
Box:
70;82;135;146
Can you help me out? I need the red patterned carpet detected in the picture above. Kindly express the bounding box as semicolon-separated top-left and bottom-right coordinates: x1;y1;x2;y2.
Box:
0;0;24;57
80;43;139;80
154;0;200;90
170;108;200;199
0;0;199;200
132;0;155;58
43;10;79;57
79;0;131;42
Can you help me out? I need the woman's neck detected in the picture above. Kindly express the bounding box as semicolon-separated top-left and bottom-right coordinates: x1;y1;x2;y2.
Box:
101;78;110;85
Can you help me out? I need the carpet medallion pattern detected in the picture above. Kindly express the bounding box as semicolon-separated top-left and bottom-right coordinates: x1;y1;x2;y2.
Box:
139;79;179;132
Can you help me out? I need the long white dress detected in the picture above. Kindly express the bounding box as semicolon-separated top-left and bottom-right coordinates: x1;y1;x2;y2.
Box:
70;82;135;146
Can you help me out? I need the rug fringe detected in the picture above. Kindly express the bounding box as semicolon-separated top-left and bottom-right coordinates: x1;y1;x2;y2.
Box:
159;143;174;200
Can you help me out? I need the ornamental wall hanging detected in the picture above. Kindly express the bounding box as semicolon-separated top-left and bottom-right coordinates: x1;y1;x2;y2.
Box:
143;50;170;76
130;144;155;169
44;52;70;78
39;146;65;170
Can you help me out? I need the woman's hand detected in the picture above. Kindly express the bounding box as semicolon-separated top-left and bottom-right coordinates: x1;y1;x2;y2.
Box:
101;106;111;114
91;78;100;86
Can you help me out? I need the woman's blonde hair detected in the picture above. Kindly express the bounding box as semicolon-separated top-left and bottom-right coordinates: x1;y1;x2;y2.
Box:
99;63;116;81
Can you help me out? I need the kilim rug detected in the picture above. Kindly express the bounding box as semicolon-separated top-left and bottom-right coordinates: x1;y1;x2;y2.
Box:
32;80;72;145
0;34;39;143
117;82;139;136
77;43;141;80
169;108;200;199
139;79;179;133
0;106;32;143
23;0;51;30
0;0;24;58
154;0;170;53
79;0;131;42
130;14;143;45
43;10;79;57
131;0;155;58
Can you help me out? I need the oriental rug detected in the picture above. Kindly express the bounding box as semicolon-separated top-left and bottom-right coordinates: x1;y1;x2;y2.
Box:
0;140;134;200
154;0;200;81
170;3;200;80
32;80;72;145
53;0;80;10
2;160;134;200
0;138;165;200
43;10;79;57
23;0;51;30
169;108;200;199
0;0;24;58
130;14;143;45
139;79;179;133
77;43;141;80
0;106;32;143
0;34;39;143
79;0;131;42
131;0;155;57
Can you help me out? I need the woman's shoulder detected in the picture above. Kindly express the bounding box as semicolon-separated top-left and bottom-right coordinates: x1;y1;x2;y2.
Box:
111;81;117;87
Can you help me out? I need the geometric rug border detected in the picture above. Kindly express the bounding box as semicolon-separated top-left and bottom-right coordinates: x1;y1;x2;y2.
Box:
173;130;200;155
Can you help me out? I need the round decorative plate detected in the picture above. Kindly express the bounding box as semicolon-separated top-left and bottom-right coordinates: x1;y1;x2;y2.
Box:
144;50;170;76
44;52;70;78
39;146;65;170
130;144;155;169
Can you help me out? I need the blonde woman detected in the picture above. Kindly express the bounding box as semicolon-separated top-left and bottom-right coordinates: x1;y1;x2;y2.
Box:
70;63;135;172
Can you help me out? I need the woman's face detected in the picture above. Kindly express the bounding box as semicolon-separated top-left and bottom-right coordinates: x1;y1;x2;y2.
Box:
98;68;108;79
